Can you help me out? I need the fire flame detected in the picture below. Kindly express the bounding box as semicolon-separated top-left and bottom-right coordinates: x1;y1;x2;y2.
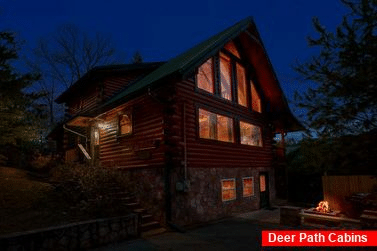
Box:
316;201;330;213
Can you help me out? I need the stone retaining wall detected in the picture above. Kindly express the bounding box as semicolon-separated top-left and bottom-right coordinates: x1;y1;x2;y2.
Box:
0;214;140;251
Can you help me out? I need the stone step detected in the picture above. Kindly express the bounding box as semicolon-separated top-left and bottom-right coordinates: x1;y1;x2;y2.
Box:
108;192;133;199
141;221;160;232
141;214;153;223
124;202;140;209
141;227;167;238
133;208;146;214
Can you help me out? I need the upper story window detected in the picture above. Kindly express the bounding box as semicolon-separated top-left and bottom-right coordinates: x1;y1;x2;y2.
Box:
199;108;234;143
197;58;214;94
196;42;263;113
220;53;232;101
118;111;132;136
251;80;262;113
240;121;262;147
236;63;247;107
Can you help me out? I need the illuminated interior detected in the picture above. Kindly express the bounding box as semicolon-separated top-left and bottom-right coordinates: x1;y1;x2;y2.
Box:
240;121;262;146
197;58;214;93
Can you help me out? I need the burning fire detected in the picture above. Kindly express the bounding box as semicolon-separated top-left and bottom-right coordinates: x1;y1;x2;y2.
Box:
316;201;330;213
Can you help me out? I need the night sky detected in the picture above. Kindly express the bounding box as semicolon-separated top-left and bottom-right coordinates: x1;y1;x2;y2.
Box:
1;0;350;135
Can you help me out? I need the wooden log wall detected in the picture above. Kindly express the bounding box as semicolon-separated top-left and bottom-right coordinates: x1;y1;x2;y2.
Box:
172;77;274;169
98;93;165;169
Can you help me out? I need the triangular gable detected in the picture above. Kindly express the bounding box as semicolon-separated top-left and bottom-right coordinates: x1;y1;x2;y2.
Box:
100;17;303;132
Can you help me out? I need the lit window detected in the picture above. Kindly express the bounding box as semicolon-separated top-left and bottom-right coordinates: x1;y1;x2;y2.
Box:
237;63;247;107
199;109;216;140
240;121;262;147
224;41;241;59
243;177;254;197
217;114;234;143
251;80;262;113
222;178;236;201
260;175;266;192
220;53;232;101
119;113;132;136
197;58;214;93
198;108;234;143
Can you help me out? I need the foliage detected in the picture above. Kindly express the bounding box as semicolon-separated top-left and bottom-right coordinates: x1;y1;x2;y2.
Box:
294;0;377;137
131;50;143;64
0;30;46;146
50;163;134;216
28;24;121;125
286;131;377;175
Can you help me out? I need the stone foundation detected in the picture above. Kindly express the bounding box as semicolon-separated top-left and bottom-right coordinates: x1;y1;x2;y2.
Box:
0;214;139;251
122;167;166;224
171;167;275;226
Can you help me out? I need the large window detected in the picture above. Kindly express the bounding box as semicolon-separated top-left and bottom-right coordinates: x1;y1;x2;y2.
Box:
251;80;262;113
243;177;254;197
197;58;214;93
237;63;247;107
240;121;262;146
220;53;232;101
199;108;234;143
222;178;236;201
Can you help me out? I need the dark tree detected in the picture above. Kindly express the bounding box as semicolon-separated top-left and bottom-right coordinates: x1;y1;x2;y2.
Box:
131;50;143;64
294;0;377;137
0;31;45;145
28;24;121;125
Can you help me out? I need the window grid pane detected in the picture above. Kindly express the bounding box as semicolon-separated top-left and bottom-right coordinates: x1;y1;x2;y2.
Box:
222;179;236;201
240;121;262;146
197;58;214;93
217;114;234;142
220;53;232;101
120;114;132;135
251;80;262;113
243;177;254;197
237;63;247;107
199;109;216;140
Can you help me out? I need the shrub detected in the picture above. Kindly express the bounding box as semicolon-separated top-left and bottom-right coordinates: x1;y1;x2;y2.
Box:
49;163;134;217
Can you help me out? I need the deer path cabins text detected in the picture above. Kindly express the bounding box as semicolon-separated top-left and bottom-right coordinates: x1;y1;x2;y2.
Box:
49;17;302;226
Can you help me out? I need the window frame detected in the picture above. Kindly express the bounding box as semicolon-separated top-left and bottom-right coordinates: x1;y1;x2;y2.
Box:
242;177;254;197
117;110;133;138
239;120;263;147
195;49;262;112
196;57;215;94
221;178;236;202
197;107;235;143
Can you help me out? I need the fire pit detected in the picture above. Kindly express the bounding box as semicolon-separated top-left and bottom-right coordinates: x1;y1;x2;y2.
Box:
303;201;341;217
300;201;360;228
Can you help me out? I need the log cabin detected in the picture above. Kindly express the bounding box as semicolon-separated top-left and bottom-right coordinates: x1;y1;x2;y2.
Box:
49;17;302;226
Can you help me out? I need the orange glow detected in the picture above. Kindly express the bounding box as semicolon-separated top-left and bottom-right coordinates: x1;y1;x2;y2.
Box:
197;58;214;93
220;53;232;101
237;63;247;107
222;179;236;201
260;175;266;192
316;201;330;213
224;41;241;59
251;80;262;113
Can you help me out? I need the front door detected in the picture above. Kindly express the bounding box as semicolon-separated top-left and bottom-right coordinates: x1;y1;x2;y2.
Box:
259;172;270;208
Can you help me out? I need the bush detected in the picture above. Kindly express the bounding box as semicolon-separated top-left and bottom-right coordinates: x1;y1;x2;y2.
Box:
49;163;135;217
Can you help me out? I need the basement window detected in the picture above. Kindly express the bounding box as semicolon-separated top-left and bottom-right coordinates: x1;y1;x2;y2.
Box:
221;178;236;202
243;177;254;197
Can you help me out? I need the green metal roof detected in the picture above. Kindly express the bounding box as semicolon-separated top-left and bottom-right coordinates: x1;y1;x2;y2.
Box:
102;17;254;108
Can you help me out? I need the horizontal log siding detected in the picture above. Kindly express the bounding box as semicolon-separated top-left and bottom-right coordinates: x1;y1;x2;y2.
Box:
103;73;141;100
67;88;98;116
174;78;274;169
98;94;165;169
